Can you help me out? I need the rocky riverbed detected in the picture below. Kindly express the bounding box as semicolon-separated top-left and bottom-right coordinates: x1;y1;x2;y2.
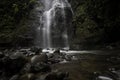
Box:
0;48;120;80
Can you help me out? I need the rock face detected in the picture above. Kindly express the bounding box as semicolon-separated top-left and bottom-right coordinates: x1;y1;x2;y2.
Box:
49;6;73;48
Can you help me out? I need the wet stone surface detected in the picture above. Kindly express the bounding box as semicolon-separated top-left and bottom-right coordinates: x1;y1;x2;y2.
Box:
0;48;70;80
0;48;120;80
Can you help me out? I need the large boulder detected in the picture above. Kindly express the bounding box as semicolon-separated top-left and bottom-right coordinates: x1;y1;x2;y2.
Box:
48;50;67;64
31;54;48;64
45;72;69;80
19;73;36;80
30;54;51;73
30;62;51;73
22;63;31;73
54;49;60;54
0;52;4;70
2;54;27;76
9;51;24;59
0;51;4;58
30;47;42;55
9;75;19;80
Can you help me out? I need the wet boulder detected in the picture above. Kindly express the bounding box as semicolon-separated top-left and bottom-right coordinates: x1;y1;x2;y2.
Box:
30;54;51;73
48;58;60;64
48;50;67;64
30;47;42;55
0;51;4;58
20;73;36;80
53;49;66;57
0;76;8;80
9;75;19;80
64;55;72;61
54;49;60;54
9;51;24;59
22;63;31;73
0;52;4;69
97;76;113;80
45;72;58;80
57;72;69;80
30;62;51;73
2;54;27;76
19;48;35;56
31;54;48;64
45;72;69;80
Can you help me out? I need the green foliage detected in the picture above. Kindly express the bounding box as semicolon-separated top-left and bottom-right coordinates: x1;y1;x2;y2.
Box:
72;0;120;46
12;4;19;13
85;0;120;41
0;0;36;45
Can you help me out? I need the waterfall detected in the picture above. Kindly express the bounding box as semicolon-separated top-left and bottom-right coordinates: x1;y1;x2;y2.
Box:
36;0;73;49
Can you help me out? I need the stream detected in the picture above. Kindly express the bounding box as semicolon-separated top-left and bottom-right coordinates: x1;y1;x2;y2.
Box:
0;48;120;80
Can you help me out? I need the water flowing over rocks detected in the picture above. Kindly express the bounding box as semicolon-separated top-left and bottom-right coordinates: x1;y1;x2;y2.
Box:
35;0;73;48
0;48;120;80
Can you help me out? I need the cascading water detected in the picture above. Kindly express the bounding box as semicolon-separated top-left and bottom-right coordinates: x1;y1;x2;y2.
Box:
36;0;73;49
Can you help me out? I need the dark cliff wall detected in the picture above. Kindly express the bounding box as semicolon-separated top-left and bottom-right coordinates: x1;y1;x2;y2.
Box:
0;0;37;47
0;0;45;48
70;0;120;49
0;0;120;49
